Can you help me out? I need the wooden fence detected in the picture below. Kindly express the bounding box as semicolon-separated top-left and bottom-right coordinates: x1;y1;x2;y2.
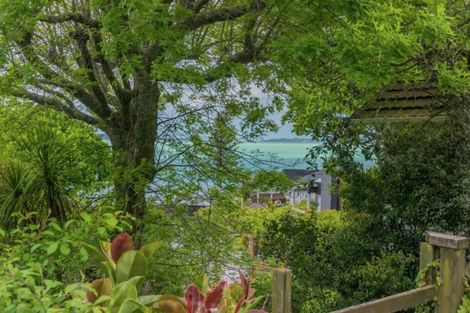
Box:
269;231;470;313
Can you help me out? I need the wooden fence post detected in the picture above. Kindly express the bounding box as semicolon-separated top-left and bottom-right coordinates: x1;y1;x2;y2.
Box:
247;234;256;257
272;268;292;313
425;231;470;313
419;241;439;285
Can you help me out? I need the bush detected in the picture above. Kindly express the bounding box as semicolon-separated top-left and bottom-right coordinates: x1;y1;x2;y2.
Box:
0;257;97;313
0;210;132;284
259;210;415;312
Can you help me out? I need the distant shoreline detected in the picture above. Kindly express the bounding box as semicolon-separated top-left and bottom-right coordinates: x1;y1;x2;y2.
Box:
259;138;313;143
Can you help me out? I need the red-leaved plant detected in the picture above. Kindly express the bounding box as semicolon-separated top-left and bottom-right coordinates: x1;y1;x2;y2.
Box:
110;232;133;262
154;270;267;313
85;233;267;313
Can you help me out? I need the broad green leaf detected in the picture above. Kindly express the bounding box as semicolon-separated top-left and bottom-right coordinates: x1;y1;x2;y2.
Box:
102;261;117;284
82;243;110;274
137;295;161;306
118;298;148;313
79;247;89;261
49;222;62;232
80;212;92;223
110;276;142;313
60;243;71;255
139;242;159;261
115;251;148;284
63;219;75;229
47;242;59;255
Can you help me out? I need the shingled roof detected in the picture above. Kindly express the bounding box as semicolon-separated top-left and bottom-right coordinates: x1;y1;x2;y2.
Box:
282;169;317;180
352;82;447;122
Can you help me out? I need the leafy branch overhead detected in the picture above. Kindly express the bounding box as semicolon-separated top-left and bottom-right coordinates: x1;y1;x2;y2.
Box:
0;0;287;215
1;0;278;126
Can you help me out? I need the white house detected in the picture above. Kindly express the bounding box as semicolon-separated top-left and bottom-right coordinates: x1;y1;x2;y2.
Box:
283;169;339;211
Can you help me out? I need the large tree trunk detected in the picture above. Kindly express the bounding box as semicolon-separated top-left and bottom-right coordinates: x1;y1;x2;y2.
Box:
107;73;159;219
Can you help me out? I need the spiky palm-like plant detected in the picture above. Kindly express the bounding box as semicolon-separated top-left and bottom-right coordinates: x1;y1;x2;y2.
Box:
0;162;38;226
0;127;80;228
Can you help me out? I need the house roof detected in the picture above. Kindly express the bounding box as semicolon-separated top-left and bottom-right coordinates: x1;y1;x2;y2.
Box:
352;82;447;122
283;169;317;180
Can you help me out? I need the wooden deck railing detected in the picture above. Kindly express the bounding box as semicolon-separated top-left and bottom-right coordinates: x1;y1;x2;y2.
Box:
269;231;470;313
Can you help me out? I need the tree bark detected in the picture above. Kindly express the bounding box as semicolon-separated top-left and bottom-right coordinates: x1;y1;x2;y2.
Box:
106;73;159;219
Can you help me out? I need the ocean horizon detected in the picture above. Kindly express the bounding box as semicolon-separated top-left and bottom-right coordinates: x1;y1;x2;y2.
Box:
238;141;372;170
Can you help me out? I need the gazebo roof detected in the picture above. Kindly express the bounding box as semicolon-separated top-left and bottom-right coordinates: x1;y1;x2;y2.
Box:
352;82;447;122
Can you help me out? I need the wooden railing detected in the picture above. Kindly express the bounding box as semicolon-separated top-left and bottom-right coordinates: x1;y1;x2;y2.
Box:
269;231;470;313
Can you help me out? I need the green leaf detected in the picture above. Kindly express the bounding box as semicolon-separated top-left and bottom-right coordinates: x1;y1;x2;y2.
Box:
194;274;209;295
103;213;118;228
80;212;92;223
117;298;148;313
102;261;117;285
49;222;62;232
139;242;159;261
63;219;75;229
95;295;112;305
47;242;59;255
97;227;107;238
137;295;161;306
65;284;79;294
60;243;71;255
31;243;42;252
115;251;148;284
79;247;89;261
83;243;111;274
110;276;142;313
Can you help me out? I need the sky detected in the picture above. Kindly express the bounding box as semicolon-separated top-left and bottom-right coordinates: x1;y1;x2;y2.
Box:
264;111;298;139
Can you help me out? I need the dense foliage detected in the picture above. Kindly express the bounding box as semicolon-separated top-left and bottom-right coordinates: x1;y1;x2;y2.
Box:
0;210;131;311
337;122;470;258
0;105;111;227
0;0;469;312
258;210;414;312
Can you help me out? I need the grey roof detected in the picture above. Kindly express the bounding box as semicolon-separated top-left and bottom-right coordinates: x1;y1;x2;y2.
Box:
352;82;447;122
282;169;317;180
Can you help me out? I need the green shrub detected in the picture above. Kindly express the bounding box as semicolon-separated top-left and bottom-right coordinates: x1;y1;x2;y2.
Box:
259;210;415;312
0;211;132;312
0;257;100;313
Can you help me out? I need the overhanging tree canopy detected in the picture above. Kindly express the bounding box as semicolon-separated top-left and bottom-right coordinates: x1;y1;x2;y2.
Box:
0;0;289;217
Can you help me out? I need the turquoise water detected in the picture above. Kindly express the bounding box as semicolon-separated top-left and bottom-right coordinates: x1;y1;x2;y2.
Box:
238;142;315;169
238;142;372;169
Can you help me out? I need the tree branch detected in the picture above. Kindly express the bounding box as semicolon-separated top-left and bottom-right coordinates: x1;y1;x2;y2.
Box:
12;89;100;125
16;32;112;120
72;29;109;106
195;0;212;13
90;30;134;105
38;13;101;28
177;6;249;30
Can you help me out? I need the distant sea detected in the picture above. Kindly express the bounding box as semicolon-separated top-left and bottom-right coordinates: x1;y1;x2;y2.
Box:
238;142;313;169
238;141;372;170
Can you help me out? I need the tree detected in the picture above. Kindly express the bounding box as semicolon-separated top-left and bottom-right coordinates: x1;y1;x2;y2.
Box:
338;122;470;257
0;0;287;218
278;0;469;141
266;0;470;288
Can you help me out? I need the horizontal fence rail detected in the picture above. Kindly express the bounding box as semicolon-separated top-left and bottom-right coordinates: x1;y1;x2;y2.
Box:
255;231;469;313
328;231;470;313
331;285;436;313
